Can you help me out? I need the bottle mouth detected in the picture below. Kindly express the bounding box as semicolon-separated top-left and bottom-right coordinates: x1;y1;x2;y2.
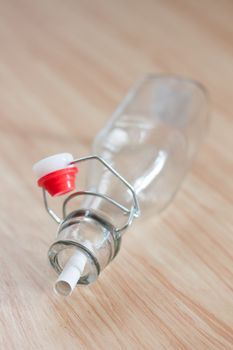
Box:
49;241;100;286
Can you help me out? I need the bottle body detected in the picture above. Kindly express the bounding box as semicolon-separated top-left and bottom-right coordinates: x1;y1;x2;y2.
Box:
85;75;208;218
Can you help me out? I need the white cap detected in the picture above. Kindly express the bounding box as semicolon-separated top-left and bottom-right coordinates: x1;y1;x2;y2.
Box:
33;153;74;179
54;249;87;296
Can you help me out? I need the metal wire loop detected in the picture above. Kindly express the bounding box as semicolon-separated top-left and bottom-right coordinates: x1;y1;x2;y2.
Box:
42;155;140;233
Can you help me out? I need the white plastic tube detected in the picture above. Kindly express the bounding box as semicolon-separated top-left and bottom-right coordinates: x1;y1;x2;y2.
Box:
54;250;87;296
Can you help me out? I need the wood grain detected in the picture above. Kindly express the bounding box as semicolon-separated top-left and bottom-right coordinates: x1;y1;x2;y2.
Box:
0;0;232;349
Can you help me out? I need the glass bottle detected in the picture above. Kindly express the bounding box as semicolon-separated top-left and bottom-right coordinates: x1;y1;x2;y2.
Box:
34;75;208;296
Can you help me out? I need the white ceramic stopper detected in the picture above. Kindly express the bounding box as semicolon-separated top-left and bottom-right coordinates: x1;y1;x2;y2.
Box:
33;153;74;179
54;250;87;296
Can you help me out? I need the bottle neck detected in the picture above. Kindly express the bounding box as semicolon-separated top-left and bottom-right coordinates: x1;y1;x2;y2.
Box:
81;190;134;233
49;208;122;285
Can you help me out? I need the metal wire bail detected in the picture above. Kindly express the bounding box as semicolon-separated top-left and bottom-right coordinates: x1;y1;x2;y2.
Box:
42;155;140;235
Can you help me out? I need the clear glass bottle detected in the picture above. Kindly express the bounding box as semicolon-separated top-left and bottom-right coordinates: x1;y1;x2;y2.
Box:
38;75;208;296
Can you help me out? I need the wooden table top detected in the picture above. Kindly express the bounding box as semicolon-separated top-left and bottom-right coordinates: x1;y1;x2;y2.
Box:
0;0;233;349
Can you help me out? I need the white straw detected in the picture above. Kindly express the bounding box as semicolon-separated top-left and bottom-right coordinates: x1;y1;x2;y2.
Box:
54;250;87;296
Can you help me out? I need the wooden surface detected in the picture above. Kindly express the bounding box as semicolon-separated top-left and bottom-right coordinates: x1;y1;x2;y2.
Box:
0;0;233;349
